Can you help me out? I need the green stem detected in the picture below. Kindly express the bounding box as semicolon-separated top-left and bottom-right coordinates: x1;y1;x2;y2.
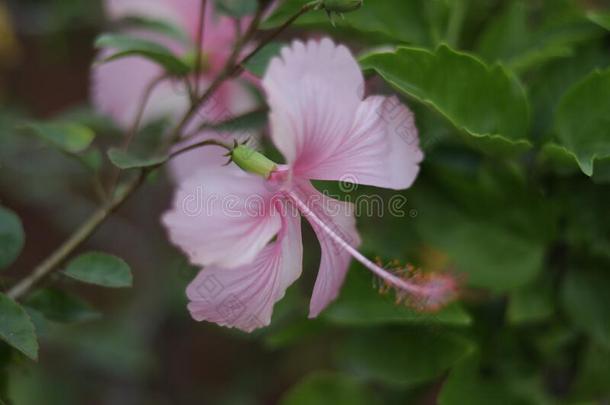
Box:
167;139;233;161
7;171;146;300
107;73;167;195
193;0;208;96
166;0;317;147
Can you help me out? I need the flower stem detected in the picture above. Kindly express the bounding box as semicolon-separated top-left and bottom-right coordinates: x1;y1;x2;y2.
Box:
286;190;440;297
168;139;233;160
107;73;167;195
166;0;317;147
193;0;208;96
7;171;147;300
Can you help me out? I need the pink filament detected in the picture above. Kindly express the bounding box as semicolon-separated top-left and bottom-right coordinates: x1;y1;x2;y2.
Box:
286;190;454;302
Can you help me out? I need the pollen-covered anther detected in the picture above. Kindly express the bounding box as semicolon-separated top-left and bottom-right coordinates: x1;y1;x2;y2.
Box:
406;272;459;312
373;257;386;293
375;262;458;312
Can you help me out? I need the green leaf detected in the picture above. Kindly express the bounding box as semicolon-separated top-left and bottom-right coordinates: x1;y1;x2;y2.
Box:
0;293;38;360
25;289;101;323
22;121;95;154
540;143;610;182
264;318;327;349
412;164;555;291
214;0;258;18
538;143;581;175
570;344;610;400
554;69;610;176
107;148;167;170
281;372;376;405
439;355;533;405
529;43;610;141
337;326;473;386
63;252;133;288
57;105;121;136
120;16;191;44
562;182;610;262
95;33;190;76
360;45;531;155
587;11;610;31
323;266;471;326
476;1;602;73
561;269;610;348
204;109;268;134
0;206;24;270
507;277;554;324
80;148;104;173
244;42;284;77
263;0;433;46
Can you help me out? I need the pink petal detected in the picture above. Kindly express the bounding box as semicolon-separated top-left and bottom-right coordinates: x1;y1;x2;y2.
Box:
291;182;361;318
91;54;191;129
187;207;302;332
96;0;259;180
263;39;422;190
105;0;240;71
162;165;282;269
105;0;194;29
301;96;423;190
262;39;364;167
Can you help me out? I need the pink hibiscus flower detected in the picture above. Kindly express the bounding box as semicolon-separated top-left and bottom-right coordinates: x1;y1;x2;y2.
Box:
91;0;258;179
163;39;456;332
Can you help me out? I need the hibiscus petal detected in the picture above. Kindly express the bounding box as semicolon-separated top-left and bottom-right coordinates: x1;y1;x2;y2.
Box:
91;54;190;129
291;183;361;318
186;207;302;332
104;0;239;69
162;166;282;268
105;0;198;34
301;96;423;190
262;39;364;168
263;39;422;190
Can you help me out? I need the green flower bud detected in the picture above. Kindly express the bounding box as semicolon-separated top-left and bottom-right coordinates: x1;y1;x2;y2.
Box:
322;0;363;13
231;145;277;178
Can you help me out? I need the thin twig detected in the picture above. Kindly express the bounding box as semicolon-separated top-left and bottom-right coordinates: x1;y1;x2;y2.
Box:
168;139;233;161
123;73;168;151
165;1;316;148
181;106;269;141
193;0;208;96
107;73;167;194
7;171;148;300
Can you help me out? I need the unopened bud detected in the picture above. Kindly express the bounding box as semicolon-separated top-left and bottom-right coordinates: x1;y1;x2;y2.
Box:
231;145;277;178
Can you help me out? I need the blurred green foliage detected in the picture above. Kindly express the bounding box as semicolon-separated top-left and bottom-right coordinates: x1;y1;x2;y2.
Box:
0;0;609;404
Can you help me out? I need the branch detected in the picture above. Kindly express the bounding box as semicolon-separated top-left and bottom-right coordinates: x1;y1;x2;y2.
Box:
107;73;167;195
166;0;317;146
7;171;147;300
168;139;233;161
5;1;318;300
193;0;208;96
